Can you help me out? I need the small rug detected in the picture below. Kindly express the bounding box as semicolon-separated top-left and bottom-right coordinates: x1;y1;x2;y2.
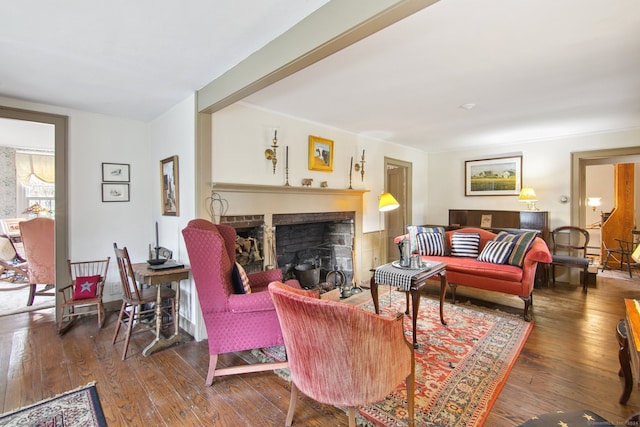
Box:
258;290;532;427
0;382;107;427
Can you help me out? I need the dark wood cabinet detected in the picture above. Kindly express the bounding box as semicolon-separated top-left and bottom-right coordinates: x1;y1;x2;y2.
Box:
448;209;549;244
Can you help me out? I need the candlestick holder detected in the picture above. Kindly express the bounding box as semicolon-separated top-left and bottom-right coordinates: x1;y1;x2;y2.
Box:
285;166;290;186
349;156;354;189
264;129;278;174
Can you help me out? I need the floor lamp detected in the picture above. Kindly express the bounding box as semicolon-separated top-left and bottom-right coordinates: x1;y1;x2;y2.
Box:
378;192;400;266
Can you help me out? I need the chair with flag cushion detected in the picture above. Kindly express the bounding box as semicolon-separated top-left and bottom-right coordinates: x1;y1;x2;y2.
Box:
57;258;110;335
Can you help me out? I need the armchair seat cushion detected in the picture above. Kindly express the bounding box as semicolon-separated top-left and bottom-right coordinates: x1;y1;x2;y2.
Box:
552;254;589;266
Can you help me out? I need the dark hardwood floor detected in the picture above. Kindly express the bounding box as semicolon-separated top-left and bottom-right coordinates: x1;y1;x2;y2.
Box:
1;272;640;426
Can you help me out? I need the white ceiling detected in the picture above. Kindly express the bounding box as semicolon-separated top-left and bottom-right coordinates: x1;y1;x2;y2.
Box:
1;0;639;153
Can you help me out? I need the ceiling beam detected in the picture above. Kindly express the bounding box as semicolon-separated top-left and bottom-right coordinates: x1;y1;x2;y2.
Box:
197;0;439;114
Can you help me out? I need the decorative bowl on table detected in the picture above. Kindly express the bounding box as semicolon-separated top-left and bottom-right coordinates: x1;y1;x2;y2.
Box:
147;258;167;266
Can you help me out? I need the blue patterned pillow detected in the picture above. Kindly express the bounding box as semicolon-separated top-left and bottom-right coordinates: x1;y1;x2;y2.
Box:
477;240;515;264
416;232;446;256
495;230;538;267
451;232;480;257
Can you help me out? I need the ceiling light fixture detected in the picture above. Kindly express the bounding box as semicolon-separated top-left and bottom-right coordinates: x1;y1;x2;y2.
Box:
459;103;476;110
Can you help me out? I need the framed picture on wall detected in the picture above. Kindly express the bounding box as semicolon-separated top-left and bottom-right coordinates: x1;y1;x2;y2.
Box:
102;183;130;202
160;155;180;216
465;155;522;196
308;135;333;172
101;162;130;182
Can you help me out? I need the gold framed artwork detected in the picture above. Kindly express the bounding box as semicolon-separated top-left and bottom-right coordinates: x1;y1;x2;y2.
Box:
308;135;333;172
160;155;179;216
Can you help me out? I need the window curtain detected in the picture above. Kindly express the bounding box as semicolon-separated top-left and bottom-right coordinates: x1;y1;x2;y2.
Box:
16;152;55;185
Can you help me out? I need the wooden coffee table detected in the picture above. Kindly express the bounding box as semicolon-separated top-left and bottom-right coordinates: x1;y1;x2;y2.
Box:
370;261;448;348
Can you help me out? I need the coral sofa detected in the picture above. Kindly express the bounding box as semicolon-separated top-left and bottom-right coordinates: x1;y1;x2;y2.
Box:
394;227;552;321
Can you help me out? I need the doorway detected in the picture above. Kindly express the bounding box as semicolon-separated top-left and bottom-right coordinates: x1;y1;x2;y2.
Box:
0;106;68;320
384;157;412;263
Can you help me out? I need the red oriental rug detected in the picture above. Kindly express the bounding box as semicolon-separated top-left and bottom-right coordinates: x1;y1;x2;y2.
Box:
355;290;533;427
259;289;532;426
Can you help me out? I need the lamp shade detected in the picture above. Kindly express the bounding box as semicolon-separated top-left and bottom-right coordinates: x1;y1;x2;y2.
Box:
518;187;537;202
379;192;400;212
587;197;601;208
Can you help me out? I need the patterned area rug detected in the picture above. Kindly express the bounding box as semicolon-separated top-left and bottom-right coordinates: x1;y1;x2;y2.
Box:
0;383;106;427
259;290;532;427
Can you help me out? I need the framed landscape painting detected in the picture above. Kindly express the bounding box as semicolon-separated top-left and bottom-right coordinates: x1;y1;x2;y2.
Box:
465;156;522;196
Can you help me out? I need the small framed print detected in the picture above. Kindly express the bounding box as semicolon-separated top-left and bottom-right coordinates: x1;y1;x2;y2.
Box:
102;183;130;202
160;155;180;216
308;135;334;172
102;163;130;182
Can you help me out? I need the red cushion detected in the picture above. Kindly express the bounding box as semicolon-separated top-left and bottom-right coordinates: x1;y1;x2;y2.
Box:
73;275;100;300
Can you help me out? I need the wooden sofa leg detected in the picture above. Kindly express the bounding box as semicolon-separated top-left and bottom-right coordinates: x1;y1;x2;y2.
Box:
449;283;457;304
519;295;532;322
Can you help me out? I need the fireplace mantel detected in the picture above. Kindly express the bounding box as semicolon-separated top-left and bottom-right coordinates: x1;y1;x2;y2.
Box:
212;182;369;196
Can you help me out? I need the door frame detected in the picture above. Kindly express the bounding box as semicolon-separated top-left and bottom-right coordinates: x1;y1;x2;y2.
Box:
384;157;412;262
0;106;68;321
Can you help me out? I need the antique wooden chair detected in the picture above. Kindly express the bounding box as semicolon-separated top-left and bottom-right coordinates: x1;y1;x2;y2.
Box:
550;226;590;292
0;234;28;285
268;281;415;427
602;230;640;278
58;257;110;335
19;217;56;306
112;243;176;360
182;219;300;385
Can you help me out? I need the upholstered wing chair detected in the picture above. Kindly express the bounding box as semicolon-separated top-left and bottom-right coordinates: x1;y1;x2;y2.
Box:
182;219;300;385
268;281;415;427
19;217;56;306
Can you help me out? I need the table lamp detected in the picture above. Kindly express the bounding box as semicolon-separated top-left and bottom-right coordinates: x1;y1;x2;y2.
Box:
519;187;538;211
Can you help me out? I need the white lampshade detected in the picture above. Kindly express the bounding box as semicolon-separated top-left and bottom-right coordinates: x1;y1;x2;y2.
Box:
519;187;538;211
378;192;400;212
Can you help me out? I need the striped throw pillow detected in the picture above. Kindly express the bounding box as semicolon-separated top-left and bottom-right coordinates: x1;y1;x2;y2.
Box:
451;232;481;257
407;225;449;255
477;240;515;264
416;232;446;256
495;230;538;266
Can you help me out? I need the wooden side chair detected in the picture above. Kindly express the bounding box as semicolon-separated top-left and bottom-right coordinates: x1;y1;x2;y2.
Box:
550;226;590;292
0;234;29;284
602;230;640;278
58;257;110;335
19;217;56;306
112;243;176;360
268;281;415;427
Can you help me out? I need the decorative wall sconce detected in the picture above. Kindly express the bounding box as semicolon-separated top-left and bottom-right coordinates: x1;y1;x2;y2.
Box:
353;149;365;181
264;129;278;174
587;197;601;211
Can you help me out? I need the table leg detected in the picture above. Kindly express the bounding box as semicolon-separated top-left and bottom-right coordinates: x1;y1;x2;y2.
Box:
439;272;447;326
370;276;380;314
142;281;188;357
618;320;633;404
410;288;420;349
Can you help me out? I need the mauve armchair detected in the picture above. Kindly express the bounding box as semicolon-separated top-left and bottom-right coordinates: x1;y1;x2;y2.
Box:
19;217;56;306
182;219;301;385
268;281;415;427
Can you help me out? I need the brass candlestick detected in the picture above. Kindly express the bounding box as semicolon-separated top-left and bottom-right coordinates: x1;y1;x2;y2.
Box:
264;129;278;174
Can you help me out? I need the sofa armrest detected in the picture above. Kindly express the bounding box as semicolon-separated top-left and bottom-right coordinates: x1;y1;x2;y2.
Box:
394;234;410;244
524;237;552;264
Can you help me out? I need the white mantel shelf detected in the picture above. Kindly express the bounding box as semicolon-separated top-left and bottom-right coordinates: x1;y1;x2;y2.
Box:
211;182;369;196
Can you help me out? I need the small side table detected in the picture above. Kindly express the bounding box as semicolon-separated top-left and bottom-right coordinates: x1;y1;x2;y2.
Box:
370;261;448;348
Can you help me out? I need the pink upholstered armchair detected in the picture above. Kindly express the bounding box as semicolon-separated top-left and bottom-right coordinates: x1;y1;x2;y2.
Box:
268;281;415;427
19;217;56;306
182;219;301;385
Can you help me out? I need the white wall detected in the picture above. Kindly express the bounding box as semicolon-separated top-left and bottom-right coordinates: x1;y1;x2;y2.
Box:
427;128;640;230
211;102;429;233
